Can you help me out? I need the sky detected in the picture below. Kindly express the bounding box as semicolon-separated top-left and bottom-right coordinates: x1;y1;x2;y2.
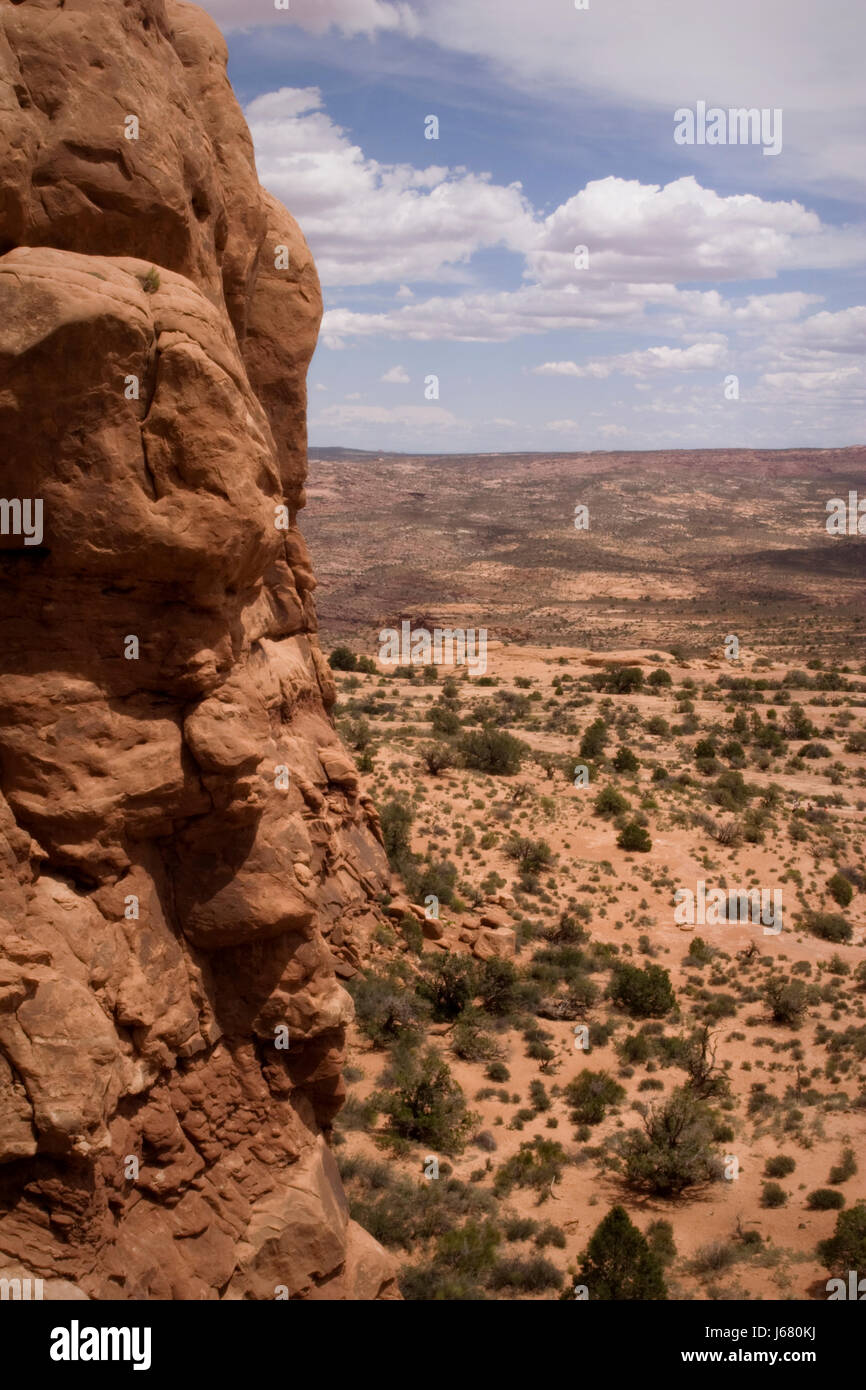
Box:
198;0;866;453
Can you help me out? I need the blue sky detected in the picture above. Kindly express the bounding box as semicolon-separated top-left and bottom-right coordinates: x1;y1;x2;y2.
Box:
200;0;865;452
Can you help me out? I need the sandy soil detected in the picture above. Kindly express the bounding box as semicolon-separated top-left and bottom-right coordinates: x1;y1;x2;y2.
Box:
334;642;866;1299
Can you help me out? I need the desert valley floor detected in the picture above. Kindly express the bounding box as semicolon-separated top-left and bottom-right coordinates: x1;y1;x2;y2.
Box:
306;448;866;1300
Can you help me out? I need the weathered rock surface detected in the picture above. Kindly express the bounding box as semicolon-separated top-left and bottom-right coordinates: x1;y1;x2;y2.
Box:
472;927;517;962
0;0;397;1300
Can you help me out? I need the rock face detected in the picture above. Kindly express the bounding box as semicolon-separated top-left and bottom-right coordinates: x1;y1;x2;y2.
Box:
0;0;397;1299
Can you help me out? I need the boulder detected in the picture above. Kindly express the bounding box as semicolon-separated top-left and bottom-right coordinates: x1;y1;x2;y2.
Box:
473;927;517;961
479;906;515;931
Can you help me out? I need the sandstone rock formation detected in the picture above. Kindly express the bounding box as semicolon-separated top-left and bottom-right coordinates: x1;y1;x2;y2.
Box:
0;0;397;1299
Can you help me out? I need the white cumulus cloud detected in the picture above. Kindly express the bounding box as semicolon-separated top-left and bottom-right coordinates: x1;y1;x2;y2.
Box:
533;342;729;379
246;88;535;287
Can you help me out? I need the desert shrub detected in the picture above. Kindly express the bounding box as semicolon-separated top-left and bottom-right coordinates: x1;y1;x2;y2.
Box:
721;740;746;764
804;911;852;944
436;1219;501;1278
459;725;525;775
693;992;738;1024
422;742;456;775
828;1147;858;1185
534;751;566;782
610;962;676;1018
339;1154;494;1252
825;953;850;977
398;1265;486;1300
690;1240;738;1275
494;1139;568;1202
398;1216;505;1300
682;1023;728;1099
526;1039;555;1068
741;807;766;844
350;964;424;1047
801;741;831;758
416;857;461;908
617;821;652;852
710;769;751;811
579;718;608;760
398;914;424;955
547;909;590;945
594;786;629;818
564;1069;625;1126
374;1044;477;1154
701;814;742;847
602;666;644;695
329;645;357;671
529;1080;551;1113
139;265;161;293
536;976;598;1019
340;717;369;750
818;1202;866;1275
827;873;854;908
534;1221;566;1249
683;935;714;967
452;1015;502;1062
488;1254;562;1292
747;1085;779;1120
476;957;522;1017
503;1216;537;1241
738;1229;763;1249
807;1188;845;1211
505;835;553;874
378;796;413;863
565;975;601;1014
764;975;808;1027
574;1206;666;1300
782;702;816;737
486;1061;510;1083
618;1031;650;1064
613;747;640;774
764;1155;796;1178
531;943;588;984
418;955;478;1021
648;669;672;688
430;704;461;736
623;1087;718;1195
647;716;670;736
761;1182;787;1208
646;1218;677;1267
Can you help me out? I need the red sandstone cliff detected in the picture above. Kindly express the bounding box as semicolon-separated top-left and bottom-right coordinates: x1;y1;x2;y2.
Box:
0;0;397;1299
